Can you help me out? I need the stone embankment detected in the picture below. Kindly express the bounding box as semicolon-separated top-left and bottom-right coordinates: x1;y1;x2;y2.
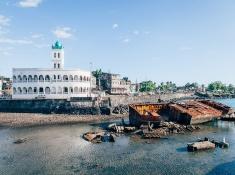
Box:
0;93;194;115
0;99;108;115
108;92;194;107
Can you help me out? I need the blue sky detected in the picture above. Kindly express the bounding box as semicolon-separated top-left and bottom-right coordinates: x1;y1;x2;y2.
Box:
0;0;235;85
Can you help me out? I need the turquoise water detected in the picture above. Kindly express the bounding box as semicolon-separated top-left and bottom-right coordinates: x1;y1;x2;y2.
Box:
0;99;235;175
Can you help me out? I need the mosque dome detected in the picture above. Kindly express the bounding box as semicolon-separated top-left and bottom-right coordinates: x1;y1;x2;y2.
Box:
52;41;63;49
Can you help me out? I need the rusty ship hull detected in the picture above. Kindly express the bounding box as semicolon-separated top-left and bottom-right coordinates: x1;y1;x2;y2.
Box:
129;100;234;126
129;103;167;127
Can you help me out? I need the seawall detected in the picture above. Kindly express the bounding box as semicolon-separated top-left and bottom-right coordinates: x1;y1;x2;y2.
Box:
108;92;194;107
0;99;104;115
0;93;194;115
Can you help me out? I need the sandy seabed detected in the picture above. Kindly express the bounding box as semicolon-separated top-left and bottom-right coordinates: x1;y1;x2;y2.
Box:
0;112;127;128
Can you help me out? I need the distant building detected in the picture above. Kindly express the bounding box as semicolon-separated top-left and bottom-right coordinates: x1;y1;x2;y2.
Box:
0;80;2;96
99;72;131;94
12;41;96;99
130;83;140;93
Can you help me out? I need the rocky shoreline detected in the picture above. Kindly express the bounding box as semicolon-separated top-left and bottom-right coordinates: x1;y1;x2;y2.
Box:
0;113;127;128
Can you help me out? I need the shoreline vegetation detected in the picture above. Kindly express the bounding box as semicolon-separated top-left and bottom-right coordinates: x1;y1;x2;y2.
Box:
0;113;127;128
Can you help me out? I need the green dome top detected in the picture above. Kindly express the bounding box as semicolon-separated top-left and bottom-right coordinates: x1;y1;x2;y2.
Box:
52;41;63;49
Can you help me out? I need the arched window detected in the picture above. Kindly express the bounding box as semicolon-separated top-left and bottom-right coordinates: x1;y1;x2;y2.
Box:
80;76;83;81
83;76;86;81
74;87;78;94
74;75;78;82
51;87;56;94
23;75;27;82
28;87;33;94
17;87;22;94
54;52;56;58
45;87;50;94
69;75;73;81
33;87;37;94
57;75;61;81
13;76;17;83
23;87;27;94
58;52;60;58
34;75;38;82
63;75;68;81
45;75;50;82
39;87;44;94
83;88;86;93
58;64;60;69
69;87;73;94
28;75;33;82
54;63;56;69
13;87;16;94
87;77;89;81
57;87;62;94
80;87;83;93
63;87;68;94
39;75;44;82
17;75;22;82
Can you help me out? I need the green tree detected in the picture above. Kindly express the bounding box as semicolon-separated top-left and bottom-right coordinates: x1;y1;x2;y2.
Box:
228;84;235;93
92;69;102;90
140;81;156;92
207;81;227;93
158;81;177;92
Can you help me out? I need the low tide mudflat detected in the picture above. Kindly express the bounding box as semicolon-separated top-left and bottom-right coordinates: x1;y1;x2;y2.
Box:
0;99;235;175
0;113;127;128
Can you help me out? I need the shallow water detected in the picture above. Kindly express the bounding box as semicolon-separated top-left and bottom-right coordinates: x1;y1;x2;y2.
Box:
0;99;235;175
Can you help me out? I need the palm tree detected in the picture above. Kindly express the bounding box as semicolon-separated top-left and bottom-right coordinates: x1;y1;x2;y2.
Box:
92;69;102;90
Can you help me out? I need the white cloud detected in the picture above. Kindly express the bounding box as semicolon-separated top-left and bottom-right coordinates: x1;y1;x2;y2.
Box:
34;43;49;48
180;46;192;51
112;23;119;30
143;31;150;35
31;34;43;39
52;27;73;39
123;38;130;43
0;47;13;56
0;38;33;44
19;0;42;8
0;15;10;28
2;51;11;56
133;30;139;35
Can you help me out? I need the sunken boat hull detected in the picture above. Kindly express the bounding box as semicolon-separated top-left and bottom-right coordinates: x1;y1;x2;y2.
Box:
129;100;234;126
129;103;167;127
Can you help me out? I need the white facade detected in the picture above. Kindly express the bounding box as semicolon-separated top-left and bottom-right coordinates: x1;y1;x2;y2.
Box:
12;41;94;99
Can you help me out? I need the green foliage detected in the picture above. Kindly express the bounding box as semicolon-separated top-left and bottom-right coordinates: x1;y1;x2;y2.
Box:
92;69;102;79
207;81;235;93
92;69;103;90
123;77;129;81
184;82;199;90
158;81;176;92
140;81;156;92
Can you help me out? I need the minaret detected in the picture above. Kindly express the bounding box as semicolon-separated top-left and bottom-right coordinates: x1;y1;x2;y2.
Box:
52;41;64;69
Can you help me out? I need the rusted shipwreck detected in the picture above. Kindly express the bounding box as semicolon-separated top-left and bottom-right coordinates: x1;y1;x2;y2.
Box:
129;100;234;126
129;103;167;127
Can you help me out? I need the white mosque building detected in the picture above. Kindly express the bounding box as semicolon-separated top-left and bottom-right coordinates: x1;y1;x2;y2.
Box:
12;41;95;99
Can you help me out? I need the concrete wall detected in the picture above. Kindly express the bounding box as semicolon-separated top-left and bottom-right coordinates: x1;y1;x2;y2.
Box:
0;92;193;115
0;99;105;115
109;93;194;107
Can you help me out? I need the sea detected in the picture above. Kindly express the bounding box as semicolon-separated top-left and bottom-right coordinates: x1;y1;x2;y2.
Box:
0;99;235;175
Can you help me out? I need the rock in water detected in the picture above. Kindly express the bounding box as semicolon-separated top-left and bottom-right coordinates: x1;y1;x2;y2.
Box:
13;138;27;144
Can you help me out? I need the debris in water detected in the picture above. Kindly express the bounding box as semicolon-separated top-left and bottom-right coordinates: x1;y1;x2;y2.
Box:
13;138;27;144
